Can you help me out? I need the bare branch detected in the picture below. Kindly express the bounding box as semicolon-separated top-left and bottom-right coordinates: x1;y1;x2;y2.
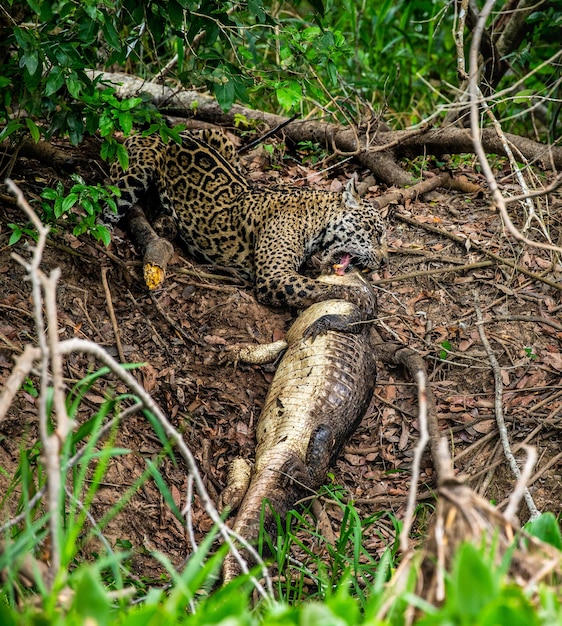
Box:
504;446;538;521
0;344;39;422
6;178;64;586
473;290;540;520
399;369;429;554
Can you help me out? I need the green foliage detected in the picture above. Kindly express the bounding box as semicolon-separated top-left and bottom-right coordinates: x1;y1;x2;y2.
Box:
7;222;38;246
256;483;398;609
2;0;557;154
35;174;118;245
524;512;562;550
0;2;162;146
439;340;452;361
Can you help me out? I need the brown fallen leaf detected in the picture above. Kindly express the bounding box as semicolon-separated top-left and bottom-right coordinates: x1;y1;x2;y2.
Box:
141;362;158;392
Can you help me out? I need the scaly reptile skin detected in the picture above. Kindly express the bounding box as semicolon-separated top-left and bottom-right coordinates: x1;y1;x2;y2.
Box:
220;271;377;582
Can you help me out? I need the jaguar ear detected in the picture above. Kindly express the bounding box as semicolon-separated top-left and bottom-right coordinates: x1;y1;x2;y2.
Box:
342;177;361;209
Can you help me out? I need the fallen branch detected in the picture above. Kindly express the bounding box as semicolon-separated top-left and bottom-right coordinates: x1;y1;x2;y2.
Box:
370;329;441;469
87;70;562;186
126;205;175;289
1;139;76;180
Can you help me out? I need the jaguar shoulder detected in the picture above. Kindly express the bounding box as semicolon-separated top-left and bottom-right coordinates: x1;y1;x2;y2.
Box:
110;129;387;309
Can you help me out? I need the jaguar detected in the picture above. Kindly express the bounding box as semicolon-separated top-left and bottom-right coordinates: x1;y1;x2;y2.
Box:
109;129;387;309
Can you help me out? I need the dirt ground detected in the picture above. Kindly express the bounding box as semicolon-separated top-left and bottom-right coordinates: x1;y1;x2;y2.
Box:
1;133;561;586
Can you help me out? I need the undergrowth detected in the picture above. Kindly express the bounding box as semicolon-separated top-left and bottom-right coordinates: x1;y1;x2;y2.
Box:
1;360;561;624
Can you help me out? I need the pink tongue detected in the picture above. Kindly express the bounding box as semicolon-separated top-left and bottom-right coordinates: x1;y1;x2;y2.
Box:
334;253;352;276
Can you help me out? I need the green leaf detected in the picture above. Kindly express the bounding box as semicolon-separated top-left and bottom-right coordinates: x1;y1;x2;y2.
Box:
94;225;112;247
524;512;562;550
119;97;142;111
118;111;133;136
8;228;22;246
276;81;303;110
68;567;111;626
66;74;82;98
102;20;121;50
327;59;338;86
248;0;267;22
81;198;93;215
451;543;498;619
41;188;58;201
67;114;85;145
0;120;23;142
167;0;184;26
214;79;235;112
116;143;129;171
62;193;79;214
45;66;65;96
98;114;114;137
53;197;64;219
21;52;39;77
513;89;534;103
26;0;41;15
25;118;41;143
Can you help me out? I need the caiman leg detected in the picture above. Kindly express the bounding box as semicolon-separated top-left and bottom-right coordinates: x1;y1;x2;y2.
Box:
221;339;287;366
220;458;252;513
302;310;363;341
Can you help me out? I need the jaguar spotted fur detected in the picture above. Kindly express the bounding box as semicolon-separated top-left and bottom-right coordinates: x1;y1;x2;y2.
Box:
109;129;387;308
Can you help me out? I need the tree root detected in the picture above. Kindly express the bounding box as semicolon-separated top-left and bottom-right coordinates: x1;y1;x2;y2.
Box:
370;328;441;472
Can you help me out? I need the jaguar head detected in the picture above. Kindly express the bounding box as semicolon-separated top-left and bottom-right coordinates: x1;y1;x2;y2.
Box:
319;179;387;273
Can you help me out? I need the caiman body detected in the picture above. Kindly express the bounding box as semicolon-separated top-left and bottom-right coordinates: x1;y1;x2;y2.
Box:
221;271;377;581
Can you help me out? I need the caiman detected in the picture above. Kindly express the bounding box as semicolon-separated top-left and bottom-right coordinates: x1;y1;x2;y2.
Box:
220;268;377;582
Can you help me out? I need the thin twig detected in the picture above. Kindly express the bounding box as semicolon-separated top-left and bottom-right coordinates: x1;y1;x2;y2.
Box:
101;266;126;363
394;212;562;292
504;445;537;520
399;370;429;554
0;344;39;422
473;290;540;520
373;260;493;286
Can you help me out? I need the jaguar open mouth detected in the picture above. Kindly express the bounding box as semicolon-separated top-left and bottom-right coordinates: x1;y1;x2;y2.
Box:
330;252;370;275
333;252;352;275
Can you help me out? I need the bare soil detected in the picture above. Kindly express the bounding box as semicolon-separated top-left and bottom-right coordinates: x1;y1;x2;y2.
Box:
1;135;561;585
